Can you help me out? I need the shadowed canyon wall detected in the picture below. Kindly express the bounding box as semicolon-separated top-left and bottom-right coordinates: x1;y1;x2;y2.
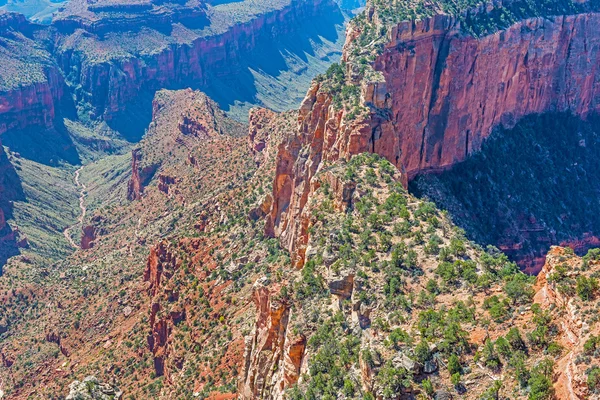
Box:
54;0;344;125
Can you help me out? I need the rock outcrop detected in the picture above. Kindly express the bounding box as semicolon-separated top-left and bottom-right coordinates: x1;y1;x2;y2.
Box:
238;280;305;399
248;108;278;157
66;376;122;400
126;149;143;201
266;79;405;267
533;247;593;399
0;12;67;136
144;241;181;379
267;6;600;268
80;225;96;250
144;241;178;298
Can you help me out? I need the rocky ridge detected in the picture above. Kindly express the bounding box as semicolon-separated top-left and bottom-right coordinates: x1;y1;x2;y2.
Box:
0;0;349;273
267;0;600;269
0;83;599;399
246;152;600;399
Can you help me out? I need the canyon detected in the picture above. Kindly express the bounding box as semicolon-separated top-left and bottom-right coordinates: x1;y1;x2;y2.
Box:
1;0;600;398
0;0;347;138
0;0;350;270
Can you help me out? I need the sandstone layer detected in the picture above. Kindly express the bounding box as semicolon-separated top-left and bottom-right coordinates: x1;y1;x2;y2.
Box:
0;11;67;136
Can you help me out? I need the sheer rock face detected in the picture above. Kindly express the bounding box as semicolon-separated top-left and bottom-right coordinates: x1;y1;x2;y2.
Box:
268;11;600;267
377;13;600;178
0;73;64;136
238;281;305;399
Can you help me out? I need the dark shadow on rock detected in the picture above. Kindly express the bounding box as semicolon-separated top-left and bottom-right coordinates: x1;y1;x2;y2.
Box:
1;90;81;166
201;4;345;110
0;141;26;273
105;89;155;143
410;112;600;274
0;231;19;274
2;118;81;166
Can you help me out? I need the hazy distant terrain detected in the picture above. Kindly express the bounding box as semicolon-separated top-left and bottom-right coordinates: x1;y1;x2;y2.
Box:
0;0;364;24
0;0;66;23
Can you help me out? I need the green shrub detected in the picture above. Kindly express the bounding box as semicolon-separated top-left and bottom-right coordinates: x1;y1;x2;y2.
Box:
576;275;598;301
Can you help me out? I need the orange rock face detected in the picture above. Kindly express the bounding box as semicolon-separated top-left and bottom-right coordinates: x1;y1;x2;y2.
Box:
238;281;305;399
248;108;278;156
144;241;178;298
144;241;181;379
266;81;404;267
281;334;306;388
377;14;600;178
533;247;592;400
127;149;144;201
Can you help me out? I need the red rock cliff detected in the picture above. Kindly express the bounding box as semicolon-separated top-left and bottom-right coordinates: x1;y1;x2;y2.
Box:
238;280;305;399
127;149;144;201
265;79;405;267
377;13;600;177
0;13;66;136
268;10;600;266
144;241;182;379
0;70;64;136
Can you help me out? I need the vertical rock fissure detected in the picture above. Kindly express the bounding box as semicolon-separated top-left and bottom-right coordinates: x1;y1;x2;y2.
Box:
419;31;451;167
